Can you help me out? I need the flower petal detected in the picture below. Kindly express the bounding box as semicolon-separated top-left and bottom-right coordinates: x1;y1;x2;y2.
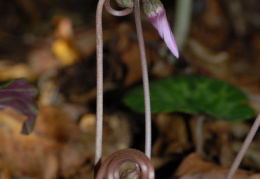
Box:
158;11;179;58
144;3;179;58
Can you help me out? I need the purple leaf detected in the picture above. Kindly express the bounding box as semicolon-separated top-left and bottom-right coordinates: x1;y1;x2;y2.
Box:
0;79;38;134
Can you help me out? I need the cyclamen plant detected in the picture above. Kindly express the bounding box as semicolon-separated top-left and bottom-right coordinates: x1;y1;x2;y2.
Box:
95;0;178;178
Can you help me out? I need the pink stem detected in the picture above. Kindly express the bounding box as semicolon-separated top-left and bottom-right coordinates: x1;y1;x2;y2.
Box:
95;1;133;174
95;0;152;176
134;0;152;159
226;113;260;179
95;0;105;175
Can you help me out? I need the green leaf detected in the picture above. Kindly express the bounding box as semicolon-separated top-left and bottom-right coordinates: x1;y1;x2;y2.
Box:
123;76;255;121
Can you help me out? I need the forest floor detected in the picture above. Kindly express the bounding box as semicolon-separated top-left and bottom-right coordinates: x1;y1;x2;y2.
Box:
1;0;260;178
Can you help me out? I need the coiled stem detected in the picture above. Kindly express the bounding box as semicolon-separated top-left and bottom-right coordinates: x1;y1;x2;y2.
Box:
95;0;133;174
95;0;152;177
104;0;133;16
96;149;154;179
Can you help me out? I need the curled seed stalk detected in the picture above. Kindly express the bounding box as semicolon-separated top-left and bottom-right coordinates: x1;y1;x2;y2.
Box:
95;0;105;176
96;149;154;179
104;0;133;16
95;0;152;176
95;0;133;175
134;0;152;159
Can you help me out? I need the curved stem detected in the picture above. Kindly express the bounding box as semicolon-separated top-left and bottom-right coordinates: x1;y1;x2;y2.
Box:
104;0;133;16
95;0;106;176
226;113;260;179
134;0;152;159
95;0;152;176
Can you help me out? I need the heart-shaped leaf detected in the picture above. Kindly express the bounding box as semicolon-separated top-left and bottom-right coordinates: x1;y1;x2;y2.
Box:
123;76;255;121
0;79;38;134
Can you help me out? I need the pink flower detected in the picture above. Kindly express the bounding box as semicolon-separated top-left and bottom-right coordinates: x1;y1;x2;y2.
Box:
143;0;179;58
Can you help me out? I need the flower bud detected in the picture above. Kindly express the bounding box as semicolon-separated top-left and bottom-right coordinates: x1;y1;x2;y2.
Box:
116;0;134;8
143;0;179;58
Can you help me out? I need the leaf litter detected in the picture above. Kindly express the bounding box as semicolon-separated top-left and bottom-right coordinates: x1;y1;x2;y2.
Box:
1;0;260;178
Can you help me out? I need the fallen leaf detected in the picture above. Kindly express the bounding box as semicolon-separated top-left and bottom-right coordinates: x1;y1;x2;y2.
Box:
52;39;79;66
0;106;89;179
0;79;38;134
0;61;36;82
33;105;81;142
51;16;79;66
175;152;259;179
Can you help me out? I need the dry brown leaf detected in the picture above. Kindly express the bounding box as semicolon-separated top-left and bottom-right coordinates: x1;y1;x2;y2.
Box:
232;141;260;171
122;43;151;86
0;108;27;134
33;105;81;142
75;28;114;58
53;16;73;40
51;16;80;66
80;113;132;160
175;152;259;179
28;46;61;77
152;114;190;156
0;61;36;82
190;0;230;49
79;114;96;133
114;23;151;86
51;39;79;66
186;38;230;80
113;23;170;86
0;106;89;179
175;153;219;177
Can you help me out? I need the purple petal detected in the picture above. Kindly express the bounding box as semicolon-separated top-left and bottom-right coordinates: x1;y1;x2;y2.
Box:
147;8;179;58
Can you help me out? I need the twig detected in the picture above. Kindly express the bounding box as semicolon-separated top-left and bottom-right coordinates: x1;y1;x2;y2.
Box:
226;113;260;179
